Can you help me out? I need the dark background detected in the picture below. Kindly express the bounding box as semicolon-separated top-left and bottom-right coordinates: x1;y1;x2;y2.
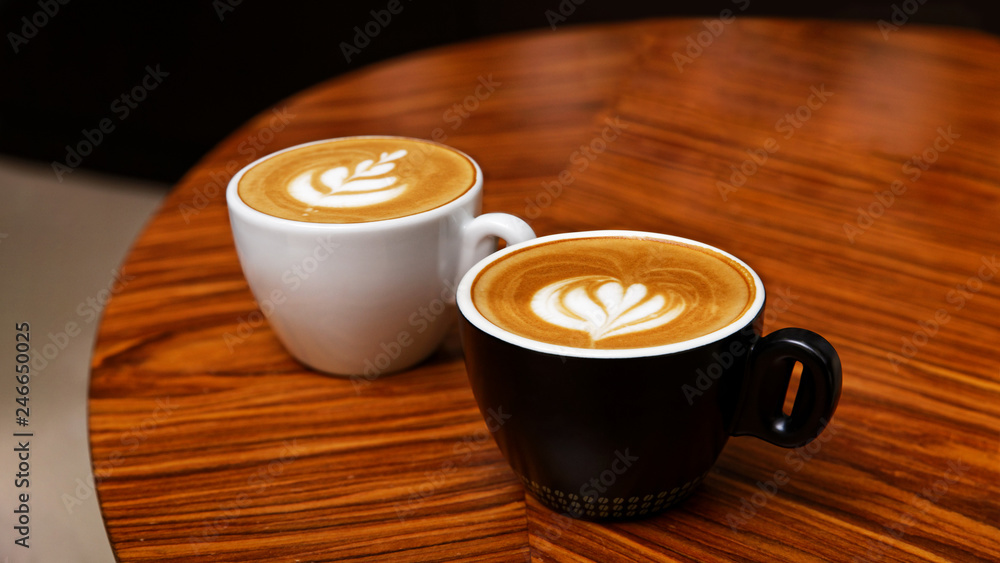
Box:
2;0;996;184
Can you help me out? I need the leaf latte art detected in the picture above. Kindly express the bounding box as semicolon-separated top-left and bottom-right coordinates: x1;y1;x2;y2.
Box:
531;277;686;341
287;149;408;208
238;137;477;224
471;237;755;349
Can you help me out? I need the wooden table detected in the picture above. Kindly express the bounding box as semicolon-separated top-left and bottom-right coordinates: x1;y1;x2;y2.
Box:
89;19;1000;562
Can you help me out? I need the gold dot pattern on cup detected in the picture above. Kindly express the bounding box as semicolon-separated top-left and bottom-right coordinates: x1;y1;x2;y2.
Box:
522;474;705;519
238;137;477;224
472;237;755;349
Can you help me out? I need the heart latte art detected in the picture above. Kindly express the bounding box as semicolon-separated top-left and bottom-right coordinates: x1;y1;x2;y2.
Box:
238;137;477;223
472;237;755;349
532;277;685;342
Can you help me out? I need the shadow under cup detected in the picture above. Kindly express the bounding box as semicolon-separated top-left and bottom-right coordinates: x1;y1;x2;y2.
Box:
456;232;842;521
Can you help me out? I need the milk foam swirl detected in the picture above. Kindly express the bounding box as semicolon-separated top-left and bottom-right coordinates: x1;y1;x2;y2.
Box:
470;236;755;350
531;277;685;341
236;137;477;224
288;149;408;208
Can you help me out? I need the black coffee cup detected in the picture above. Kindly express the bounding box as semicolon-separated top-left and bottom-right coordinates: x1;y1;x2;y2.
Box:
456;231;841;521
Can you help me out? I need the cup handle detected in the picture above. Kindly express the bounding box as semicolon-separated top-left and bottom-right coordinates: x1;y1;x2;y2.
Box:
731;328;842;448
457;213;536;277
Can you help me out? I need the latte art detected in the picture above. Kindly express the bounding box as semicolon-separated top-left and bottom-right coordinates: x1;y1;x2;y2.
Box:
287;149;408;208
238;137;477;223
471;236;755;349
532;277;685;341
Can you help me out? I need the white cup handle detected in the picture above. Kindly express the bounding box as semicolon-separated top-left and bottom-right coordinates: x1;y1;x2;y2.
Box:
457;213;535;280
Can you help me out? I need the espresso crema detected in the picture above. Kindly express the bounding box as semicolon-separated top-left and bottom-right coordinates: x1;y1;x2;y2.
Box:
238;137;477;223
471;236;756;349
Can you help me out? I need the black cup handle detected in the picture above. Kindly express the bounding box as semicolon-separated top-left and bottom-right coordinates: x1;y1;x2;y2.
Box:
731;328;842;448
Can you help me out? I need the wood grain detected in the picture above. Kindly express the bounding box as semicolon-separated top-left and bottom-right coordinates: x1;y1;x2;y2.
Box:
89;19;1000;562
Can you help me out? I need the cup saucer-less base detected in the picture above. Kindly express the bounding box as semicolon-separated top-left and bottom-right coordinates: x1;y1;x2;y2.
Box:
520;472;706;521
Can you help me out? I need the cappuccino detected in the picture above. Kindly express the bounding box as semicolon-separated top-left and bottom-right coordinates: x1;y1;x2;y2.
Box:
471;236;755;349
238;137;477;223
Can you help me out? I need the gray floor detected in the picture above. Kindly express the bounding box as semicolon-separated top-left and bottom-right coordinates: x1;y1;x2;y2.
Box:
0;157;168;562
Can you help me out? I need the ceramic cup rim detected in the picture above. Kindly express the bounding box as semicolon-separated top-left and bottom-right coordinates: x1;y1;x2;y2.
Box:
456;230;766;359
225;135;483;232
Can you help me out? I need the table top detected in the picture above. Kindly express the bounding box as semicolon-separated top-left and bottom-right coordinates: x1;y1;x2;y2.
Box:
89;18;1000;562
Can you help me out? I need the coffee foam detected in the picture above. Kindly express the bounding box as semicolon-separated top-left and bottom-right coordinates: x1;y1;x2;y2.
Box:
471;236;755;349
238;137;477;223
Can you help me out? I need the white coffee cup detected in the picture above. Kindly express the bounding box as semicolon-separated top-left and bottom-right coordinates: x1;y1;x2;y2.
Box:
226;136;535;376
